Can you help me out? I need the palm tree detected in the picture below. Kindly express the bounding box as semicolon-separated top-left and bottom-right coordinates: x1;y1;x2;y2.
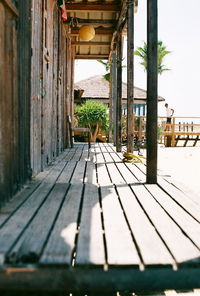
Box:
134;40;171;74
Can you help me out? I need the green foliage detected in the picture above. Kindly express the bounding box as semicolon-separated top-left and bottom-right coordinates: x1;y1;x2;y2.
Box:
134;40;171;74
97;59;126;82
75;101;109;141
97;60;111;81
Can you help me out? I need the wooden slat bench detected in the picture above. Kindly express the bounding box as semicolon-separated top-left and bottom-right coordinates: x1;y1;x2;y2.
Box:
67;115;90;148
0;143;200;294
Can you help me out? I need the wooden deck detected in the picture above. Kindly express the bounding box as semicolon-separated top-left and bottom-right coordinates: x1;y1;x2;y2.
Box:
0;143;200;294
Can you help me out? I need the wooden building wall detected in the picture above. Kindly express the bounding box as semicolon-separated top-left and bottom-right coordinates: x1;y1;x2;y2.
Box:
0;0;71;205
0;1;21;205
31;0;69;176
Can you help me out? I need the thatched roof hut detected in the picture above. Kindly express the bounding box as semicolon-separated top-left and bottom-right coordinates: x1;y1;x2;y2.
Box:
74;75;165;104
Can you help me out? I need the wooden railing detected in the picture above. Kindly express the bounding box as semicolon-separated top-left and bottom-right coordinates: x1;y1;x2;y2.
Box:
122;116;200;146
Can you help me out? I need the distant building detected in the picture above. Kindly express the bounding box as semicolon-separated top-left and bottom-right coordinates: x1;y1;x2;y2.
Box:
74;75;165;116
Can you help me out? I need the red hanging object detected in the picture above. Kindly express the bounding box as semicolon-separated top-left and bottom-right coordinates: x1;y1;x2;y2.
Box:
60;0;67;21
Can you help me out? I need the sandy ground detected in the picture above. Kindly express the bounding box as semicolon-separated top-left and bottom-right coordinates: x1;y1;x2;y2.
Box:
157;145;200;196
139;145;200;196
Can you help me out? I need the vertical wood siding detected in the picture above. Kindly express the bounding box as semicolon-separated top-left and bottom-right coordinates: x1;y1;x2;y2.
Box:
0;2;19;205
30;0;69;176
0;0;70;203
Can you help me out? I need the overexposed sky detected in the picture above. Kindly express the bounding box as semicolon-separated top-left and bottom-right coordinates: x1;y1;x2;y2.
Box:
75;0;200;117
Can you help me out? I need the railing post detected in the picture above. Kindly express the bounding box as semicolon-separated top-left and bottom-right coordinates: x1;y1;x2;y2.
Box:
171;117;176;147
146;0;158;184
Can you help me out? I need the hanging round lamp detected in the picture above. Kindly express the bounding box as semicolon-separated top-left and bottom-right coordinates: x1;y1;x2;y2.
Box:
79;25;95;41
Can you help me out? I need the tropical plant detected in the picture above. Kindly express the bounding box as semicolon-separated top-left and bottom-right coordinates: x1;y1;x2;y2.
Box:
97;59;126;81
97;60;111;81
75;101;109;142
134;40;171;74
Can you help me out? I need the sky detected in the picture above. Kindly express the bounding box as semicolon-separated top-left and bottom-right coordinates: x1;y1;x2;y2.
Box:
74;0;200;118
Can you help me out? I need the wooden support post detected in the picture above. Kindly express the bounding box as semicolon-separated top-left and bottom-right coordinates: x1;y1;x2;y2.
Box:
171;117;175;146
146;0;158;184
116;33;122;152
112;51;117;146
109;62;113;142
127;1;134;153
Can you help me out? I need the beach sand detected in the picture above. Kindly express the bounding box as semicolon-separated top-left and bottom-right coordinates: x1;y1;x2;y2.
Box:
157;145;200;196
138;145;200;196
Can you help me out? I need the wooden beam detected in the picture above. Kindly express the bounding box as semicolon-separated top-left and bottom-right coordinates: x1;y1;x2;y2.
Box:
65;17;117;26
108;0;129;62
65;3;121;12
146;0;158;184
127;1;134;153
71;27;114;36
75;55;108;60
1;0;19;16
116;34;122;152
72;41;110;46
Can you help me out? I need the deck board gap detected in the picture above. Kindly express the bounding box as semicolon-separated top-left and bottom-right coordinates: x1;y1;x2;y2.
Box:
71;184;87;266
98;185;110;266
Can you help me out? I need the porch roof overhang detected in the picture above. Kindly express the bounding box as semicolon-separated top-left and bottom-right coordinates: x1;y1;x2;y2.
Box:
65;0;138;60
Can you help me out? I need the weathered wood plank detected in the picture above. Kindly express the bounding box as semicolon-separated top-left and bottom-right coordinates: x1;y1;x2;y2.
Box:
0;148;71;225
106;163;125;184
1;0;19;16
0;160;68;264
158;177;200;222
70;161;86;184
0;171;48;227
84;162;97;185
102;151;114;163
79;146;89;161
65;3;120;12
163;177;200;207
70;145;85;161
96;163;111;186
95;147;105;163
88;145;96;163
116;185;174;266
125;162;146;183
1;267;200;293
40;184;84;265
146;184;200;248
100;185;140;266
131;184;200;264
56;161;77;184
75;184;105;265
7;183;70;263
115;162;138;184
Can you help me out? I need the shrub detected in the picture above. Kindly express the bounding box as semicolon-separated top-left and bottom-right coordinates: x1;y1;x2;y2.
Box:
75;101;109;142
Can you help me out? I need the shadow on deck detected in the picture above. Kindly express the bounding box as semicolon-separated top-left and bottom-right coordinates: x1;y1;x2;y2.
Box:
0;143;200;294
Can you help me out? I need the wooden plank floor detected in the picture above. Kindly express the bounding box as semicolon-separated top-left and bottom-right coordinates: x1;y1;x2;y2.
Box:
0;143;200;294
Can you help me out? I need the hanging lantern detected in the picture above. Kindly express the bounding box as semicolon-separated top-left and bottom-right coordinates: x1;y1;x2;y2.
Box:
79;25;95;41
